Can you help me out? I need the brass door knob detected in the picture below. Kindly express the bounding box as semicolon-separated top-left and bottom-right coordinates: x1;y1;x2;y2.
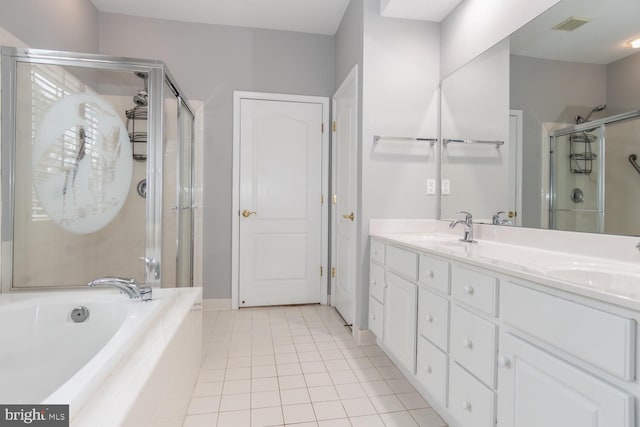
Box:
342;212;355;221
242;210;257;218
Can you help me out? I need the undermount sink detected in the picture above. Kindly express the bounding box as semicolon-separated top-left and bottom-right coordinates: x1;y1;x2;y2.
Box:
544;266;640;293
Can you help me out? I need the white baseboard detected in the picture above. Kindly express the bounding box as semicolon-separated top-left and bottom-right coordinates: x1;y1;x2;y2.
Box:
203;298;232;311
353;327;377;346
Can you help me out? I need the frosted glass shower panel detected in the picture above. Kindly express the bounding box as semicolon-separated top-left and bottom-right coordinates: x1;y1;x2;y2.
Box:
11;62;147;288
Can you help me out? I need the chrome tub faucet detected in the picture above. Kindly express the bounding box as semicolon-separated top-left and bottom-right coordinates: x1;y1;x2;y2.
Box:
87;277;152;301
450;210;477;243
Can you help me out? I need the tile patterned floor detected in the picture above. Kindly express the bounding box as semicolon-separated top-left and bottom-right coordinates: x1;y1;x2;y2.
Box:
184;305;447;427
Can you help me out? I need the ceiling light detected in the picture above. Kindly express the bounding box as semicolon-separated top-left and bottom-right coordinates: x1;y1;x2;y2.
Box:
627;37;640;49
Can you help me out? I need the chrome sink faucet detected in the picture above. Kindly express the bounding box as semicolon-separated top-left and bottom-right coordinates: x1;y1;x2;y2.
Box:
87;277;152;301
492;211;513;226
450;211;477;243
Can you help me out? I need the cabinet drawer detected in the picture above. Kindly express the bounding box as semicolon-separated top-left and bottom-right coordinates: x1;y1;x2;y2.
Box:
386;245;418;280
369;297;384;339
418;287;449;352
452;265;498;316
370;262;385;303
501;282;636;381
450;362;495;427
417;335;448;408
450;304;497;388
370;239;385;265
419;254;450;294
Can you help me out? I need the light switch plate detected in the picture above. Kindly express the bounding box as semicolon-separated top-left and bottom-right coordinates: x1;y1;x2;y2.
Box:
427;179;436;195
442;179;450;195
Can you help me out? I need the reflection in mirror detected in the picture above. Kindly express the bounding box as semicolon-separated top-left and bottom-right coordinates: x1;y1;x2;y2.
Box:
441;0;640;236
440;39;511;223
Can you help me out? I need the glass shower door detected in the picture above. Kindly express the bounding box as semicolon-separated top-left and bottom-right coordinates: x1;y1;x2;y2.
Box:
550;126;604;233
176;99;194;287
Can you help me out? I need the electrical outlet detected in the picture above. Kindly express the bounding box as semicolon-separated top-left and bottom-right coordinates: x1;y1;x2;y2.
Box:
441;179;451;195
427;179;436;195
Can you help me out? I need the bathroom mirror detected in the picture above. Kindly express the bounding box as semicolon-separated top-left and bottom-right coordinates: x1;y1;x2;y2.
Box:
440;0;640;236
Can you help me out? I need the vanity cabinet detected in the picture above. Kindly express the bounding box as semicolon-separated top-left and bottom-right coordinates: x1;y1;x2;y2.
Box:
497;332;634;427
368;236;639;427
384;272;418;374
368;243;419;374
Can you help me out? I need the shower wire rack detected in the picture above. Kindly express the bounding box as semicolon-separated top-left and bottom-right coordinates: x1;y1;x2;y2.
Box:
569;131;597;175
126;105;147;161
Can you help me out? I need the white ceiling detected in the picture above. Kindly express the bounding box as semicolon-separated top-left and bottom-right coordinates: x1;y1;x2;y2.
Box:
380;0;463;22
90;0;351;35
510;0;640;64
90;0;466;35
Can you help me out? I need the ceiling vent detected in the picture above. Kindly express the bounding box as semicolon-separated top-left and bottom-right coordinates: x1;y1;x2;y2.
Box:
552;17;590;31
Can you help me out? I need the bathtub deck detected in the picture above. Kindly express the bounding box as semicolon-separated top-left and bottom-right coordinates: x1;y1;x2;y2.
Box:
184;305;447;427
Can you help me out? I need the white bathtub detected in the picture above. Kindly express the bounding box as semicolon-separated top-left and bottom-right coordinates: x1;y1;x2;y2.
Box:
0;287;202;427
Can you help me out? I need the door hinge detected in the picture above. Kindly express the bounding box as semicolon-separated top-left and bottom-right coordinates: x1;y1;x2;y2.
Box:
331;267;336;278
321;194;324;205
332;121;336;132
322;123;324;133
332;194;337;205
320;266;324;277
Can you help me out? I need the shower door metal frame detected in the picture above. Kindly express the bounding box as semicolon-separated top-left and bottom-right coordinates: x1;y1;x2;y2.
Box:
0;47;194;292
548;108;640;233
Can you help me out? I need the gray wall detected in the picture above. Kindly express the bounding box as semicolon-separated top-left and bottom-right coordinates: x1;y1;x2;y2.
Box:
607;51;640;113
510;55;606;228
99;13;335;299
0;0;99;53
358;0;440;329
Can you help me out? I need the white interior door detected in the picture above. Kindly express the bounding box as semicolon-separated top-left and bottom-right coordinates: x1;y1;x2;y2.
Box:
331;67;358;325
238;98;323;307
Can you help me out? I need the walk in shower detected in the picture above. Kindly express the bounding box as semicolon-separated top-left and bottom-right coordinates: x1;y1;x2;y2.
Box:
549;108;640;235
1;47;195;290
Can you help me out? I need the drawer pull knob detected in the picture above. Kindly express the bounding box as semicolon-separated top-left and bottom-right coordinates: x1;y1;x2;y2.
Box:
464;285;474;295
463;338;473;349
426;365;432;374
427;270;434;278
498;355;511;368
426;314;434;323
371;280;376;286
462;401;472;411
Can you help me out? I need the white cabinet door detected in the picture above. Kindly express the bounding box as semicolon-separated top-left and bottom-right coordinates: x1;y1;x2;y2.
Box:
384;272;418;374
498;333;634;427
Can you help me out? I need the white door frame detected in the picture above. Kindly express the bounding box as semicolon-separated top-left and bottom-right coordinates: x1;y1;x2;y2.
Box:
330;65;358;323
510;109;524;226
232;91;330;310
